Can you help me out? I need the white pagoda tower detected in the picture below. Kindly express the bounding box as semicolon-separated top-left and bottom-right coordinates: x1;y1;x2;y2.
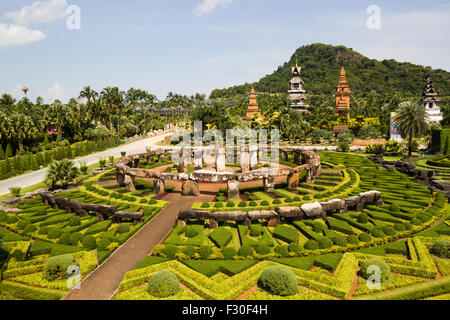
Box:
288;62;309;113
421;77;443;123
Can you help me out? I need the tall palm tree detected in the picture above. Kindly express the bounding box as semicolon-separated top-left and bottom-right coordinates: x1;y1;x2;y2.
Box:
394;101;428;157
9;113;38;150
43;101;74;141
79;86;99;124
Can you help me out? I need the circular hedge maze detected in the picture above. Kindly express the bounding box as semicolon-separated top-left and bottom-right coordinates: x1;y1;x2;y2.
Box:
114;152;450;301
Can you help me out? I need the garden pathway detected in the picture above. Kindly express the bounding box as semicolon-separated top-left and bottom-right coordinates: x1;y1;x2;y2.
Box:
0;131;174;196
63;190;216;300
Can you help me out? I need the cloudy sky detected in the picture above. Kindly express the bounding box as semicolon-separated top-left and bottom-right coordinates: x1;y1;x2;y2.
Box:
0;0;449;102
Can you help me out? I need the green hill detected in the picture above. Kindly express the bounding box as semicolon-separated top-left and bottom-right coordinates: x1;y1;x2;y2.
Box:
210;43;450;99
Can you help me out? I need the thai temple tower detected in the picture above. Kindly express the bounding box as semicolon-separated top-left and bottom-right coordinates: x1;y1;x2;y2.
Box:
421;77;443;123
246;87;260;118
288;62;309;112
335;67;351;120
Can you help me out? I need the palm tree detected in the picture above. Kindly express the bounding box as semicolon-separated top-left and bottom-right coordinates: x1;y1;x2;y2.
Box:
0;93;16;106
9;113;39;150
394;101;428;157
43;101;74;141
79;86;99;123
45;159;80;189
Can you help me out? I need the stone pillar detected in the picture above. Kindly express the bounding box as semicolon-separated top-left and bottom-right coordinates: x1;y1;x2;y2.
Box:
124;175;136;191
154;179;165;195
193;151;203;170
227;179;240;200
293;150;301;165
116;171;125;187
306;169;315;183
240;148;250;173
182;180;200;196
147;156;153;165
263;176;275;192
203;147;215;167
179;157;189;174
287;172;299;188
376;198;384;206
243;218;251;226
226;146;235;165
249;146;258;171
280;150;287;162
133;158;140;168
210;218;219;229
96;212;105;222
216;148;226;172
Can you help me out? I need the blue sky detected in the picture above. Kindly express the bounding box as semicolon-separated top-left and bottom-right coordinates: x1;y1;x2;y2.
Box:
0;0;449;103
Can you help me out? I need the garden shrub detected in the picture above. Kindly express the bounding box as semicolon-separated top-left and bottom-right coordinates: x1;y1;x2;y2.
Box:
163;245;178;259
69;232;83;246
97;238;111;250
59;233;71;245
23;224;37;234
304;239;319;250
238;245;254;257
260;200;269;206
226;201;235;208
411;218;422;226
258;265;298;296
255;244;270;255
201;202;211;208
117;224;130;234
287;243;301;254
312;222;325;233
394;223;406;232
382;226;396;236
249;201;258;207
273;225;298;243
417;213;432;223
303;195;311;201
222;247;237;260
183;246;196;258
0;240;8;263
347;235;359;245
38;227;50;235
48;229;61;239
238;201;247;208
42;254;79;281
199;246;213;259
17;220;30;230
184;225;199;238
318;237;333;249
431;240;449;259
359;233;372;242
371;229;385;238
360;258;390;282
214;202;224;208
249;224;263;237
390;204;401;212
209;228;232;248
275;245;289;257
404;222;413;230
358;212;369;224
148;271;180;298
333;237;348;247
6;215;19;224
82;236;97;249
68;216;81;226
272;199;282;205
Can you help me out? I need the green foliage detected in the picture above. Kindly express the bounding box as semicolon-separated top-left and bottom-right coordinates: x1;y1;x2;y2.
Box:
82;235;97;249
304;239;319;250
347;235;359;245
249;224;263;237
287;243;301;254
431;240;449;259
183;246;197;258
254;244;271;255
273;225;298;243
43;254;78;281
258;265;298;296
359;233;372;243
68;215;81;227
163;245;178;259
238;245;254;257
209;227;232;248
199;246;213;259
274;245;289;257
147;271;180;298
360;258;390;282
318;237;333;249
222;247;237;260
45;159;80;189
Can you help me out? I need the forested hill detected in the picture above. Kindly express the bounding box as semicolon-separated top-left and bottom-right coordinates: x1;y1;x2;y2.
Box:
210;43;450;99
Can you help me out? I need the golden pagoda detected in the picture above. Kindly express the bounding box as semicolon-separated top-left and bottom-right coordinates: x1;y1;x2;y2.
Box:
246;87;260;118
335;67;351;120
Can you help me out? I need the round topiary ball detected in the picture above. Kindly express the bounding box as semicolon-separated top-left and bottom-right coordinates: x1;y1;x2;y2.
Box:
319;237;333;249
184;226;198;238
69;216;81;227
274;245;289;257
333;237;348;247
258;265;298;296
382;226;396;236
222;247;237;260
288;243;301;254
313;223;325;233
390;204;401;212
82;235;97;249
117;224;130;234
97;237;111;250
226;201;235;208
43;254;79;281
347;235;360;245
6;215;19;224
238;245;254;257
358;212;369;224
183;246;197;258
431;240;449;259
272;199;282;205
393;223;406;232
359;233;372;243
255;244;270;255
371;229;385;238
148;271;180;298
304;239;319;250
359;258;390;282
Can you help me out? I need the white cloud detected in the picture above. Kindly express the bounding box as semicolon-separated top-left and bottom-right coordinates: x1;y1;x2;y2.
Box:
5;0;68;26
0;23;46;49
194;0;234;17
46;82;68;102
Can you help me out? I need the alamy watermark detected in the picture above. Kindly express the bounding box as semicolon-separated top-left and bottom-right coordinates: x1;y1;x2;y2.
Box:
66;265;81;289
66;4;81;30
366;5;381;30
365;265;382;290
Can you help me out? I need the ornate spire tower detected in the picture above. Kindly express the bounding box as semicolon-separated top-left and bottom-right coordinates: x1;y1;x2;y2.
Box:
246;87;260;118
335;67;351;120
421;77;443;123
288;59;309;112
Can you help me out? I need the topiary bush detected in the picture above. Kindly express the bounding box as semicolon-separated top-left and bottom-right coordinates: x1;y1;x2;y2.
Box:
275;245;289;257
258;265;298;296
358;212;369;224
17;219;30;230
272;199;282;205
69;232;83;246
249;224;263;237
183;246;196;258
312;222;325;233
201;202;211;208
382;226;396;236
288;243;301;254
431;240;449;259
304;239;319;250
238;245;254;257
371;229;385;238
148;271;180;298
97;237;111;250
238;201;248;208
226;201;235;208
117;224;130;234
394;223;406;232
69;216;81;226
318;237;333;249
23;224;37;234
48;229;62;239
359;233;372;243
82;235;97;249
255;244;271;255
359;258;391;283
333;237;348;247
59;233;71;245
222;247;237;260
411;218;422;226
6;215;19;224
183;225;199;238
199;246;213;259
43;254;79;281
390;203;401;212
347;235;359;245
163;245;178;259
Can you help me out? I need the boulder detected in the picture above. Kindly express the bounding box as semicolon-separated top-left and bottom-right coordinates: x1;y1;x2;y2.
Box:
182;180;200;196
178;209;211;220
320;199;346;212
301;202;324;218
277;207;302;219
154;179;165;195
227;179;240;200
248;210;278;220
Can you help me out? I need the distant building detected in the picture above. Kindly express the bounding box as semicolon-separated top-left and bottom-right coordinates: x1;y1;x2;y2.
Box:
421;77;443;124
288;63;309;112
335;66;351;121
245;87;261;118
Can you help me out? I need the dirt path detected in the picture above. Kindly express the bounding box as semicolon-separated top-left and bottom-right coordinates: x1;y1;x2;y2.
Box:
63;189;215;300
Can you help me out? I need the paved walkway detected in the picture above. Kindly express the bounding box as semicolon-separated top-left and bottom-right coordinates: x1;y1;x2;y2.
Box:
0;132;174;196
63;189;215;300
